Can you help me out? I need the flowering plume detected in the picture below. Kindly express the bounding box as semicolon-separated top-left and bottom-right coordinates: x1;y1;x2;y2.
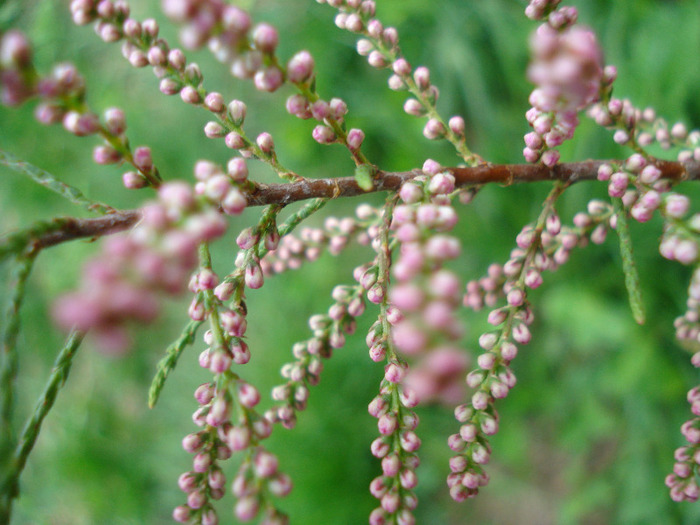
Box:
523;5;606;166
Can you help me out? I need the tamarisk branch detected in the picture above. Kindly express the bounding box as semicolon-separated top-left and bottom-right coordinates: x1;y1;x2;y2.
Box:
246;159;700;205
4;159;698;252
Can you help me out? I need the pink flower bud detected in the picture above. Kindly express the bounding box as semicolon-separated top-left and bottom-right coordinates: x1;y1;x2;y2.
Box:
312;124;336;144
347;128;365;150
252;23;278;53
287;50;315;83
423;118;445;140
256;132;274;153
254;450;279;478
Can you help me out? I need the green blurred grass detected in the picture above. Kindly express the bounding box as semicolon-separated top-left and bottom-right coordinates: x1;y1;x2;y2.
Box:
2;0;700;524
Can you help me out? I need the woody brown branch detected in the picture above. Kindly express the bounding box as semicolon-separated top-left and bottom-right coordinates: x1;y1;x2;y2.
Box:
246;159;700;205
18;159;700;249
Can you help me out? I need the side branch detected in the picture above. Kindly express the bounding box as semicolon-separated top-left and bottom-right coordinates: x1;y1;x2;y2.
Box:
4;160;697;249
247;159;700;205
0;211;140;260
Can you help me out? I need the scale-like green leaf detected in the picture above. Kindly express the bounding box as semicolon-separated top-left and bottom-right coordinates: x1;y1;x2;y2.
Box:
612;198;646;325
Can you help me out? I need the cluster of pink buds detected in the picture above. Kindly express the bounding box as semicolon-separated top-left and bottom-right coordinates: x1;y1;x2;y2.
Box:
523;5;606;166
320;0;478;163
0;30;35;106
666;400;700;502
229;446;291;524
267;282;365;429
192;158;248;216
174;380;231;525
183;376;287;525
72;0;289;181
674;268;700;351
285;51;367;156
595;154;697;264
177;255;291;523
588;96;700;161
465;203;613;314
668;265;700;502
453;190;621;500
450;293;533;498
161;0;284;92
178;370;289;523
329;1;379;37
596;155;669;204
53;181;226;353
387;160;467;404
525;0;579;25
2;15;166;189
261;213;366;276
366;375;420;525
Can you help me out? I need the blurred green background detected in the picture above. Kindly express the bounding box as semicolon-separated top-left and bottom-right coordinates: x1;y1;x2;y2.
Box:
2;0;700;524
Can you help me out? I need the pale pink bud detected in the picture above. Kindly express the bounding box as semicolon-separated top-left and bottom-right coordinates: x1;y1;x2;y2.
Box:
254;450;279;478
347;128;365;150
252;23;278;53
403;98;424;116
448;116;465;136
471;391;489;410
423;118;445;140
180;85;201;105
385;362;405;383
665;194;690;218
500;341;518;361
512;323;531;344
312;124;336;144
254;66;283;92
228;99;247;125
222;188;247;215
235;496;260;521
256;132;274;153
368;50;387;68
378;413;398;435
287;50;315;83
245;261;264;289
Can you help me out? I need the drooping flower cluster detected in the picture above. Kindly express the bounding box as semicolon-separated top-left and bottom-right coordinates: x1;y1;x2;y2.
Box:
160;1;287;93
172;207;296;523
387;160;468;404
366;375;420;525
451;183;626;500
52;182;226;353
266;281;366;430
669;264;700;501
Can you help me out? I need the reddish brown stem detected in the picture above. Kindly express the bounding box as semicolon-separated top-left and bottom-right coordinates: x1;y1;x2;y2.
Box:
247;159;699;205
12;159;699;249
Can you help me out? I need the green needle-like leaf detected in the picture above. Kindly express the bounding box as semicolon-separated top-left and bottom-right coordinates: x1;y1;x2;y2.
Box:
0;149;114;215
1;330;84;521
148;320;203;409
613;198;646;325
